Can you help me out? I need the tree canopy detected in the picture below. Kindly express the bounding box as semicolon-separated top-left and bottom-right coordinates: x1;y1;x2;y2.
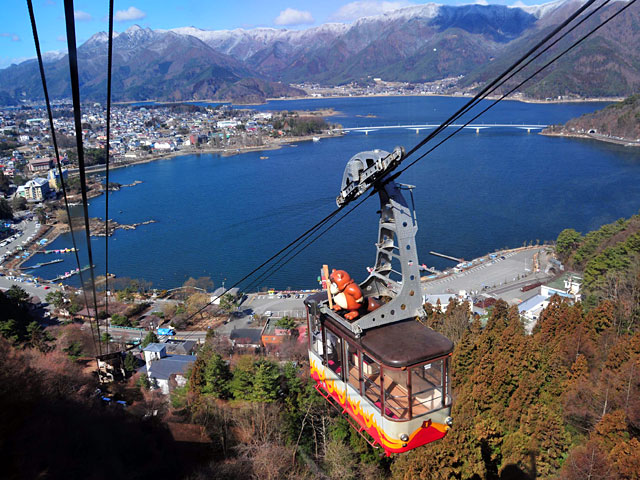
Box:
0;197;13;220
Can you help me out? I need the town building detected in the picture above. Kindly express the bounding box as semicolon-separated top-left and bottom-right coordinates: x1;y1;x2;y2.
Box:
260;317;307;349
16;177;50;201
229;329;262;349
47;168;68;190
518;295;550;334
97;351;127;383
28;157;52;173
211;287;240;305
423;293;459;311
540;273;582;301
518;273;583;333
141;343;196;395
163;338;197;355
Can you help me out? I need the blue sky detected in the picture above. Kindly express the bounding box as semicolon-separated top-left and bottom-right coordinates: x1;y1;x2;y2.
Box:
1;0;549;68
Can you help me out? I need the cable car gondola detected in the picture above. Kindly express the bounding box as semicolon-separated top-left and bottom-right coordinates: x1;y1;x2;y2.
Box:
305;147;453;456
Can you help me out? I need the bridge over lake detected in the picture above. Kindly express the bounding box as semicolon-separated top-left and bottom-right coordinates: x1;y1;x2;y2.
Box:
335;123;548;134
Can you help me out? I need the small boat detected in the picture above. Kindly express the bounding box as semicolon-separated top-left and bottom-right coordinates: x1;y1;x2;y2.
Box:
313;136;320;142
260;156;268;159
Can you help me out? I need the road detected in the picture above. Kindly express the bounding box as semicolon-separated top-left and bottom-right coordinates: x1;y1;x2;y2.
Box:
106;326;209;343
109;291;313;343
0;213;62;301
0;214;40;260
0;275;61;300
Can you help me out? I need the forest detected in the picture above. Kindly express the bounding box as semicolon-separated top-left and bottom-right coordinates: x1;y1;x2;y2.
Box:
1;212;639;479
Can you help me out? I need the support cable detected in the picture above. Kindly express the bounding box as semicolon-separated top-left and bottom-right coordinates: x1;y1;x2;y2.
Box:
160;0;633;339
244;193;372;295
391;0;638;181
400;0;600;163
72;0;633;347
104;0;115;353
172;206;345;333
178;0;636;336
63;0;102;354
174;193;373;344
26;0;100;357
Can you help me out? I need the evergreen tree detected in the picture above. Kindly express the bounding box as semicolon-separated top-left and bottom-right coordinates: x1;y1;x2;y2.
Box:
230;355;256;400
123;352;138;375
556;228;583;261
188;356;206;396
26;321;53;352
202;352;232;399
141;331;158;347
251;359;280;403
0;197;13;220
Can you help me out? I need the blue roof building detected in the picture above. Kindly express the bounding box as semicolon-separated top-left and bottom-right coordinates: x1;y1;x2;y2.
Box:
140;343;196;394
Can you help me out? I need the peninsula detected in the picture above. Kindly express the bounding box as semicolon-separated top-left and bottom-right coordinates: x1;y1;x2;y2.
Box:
542;94;640;147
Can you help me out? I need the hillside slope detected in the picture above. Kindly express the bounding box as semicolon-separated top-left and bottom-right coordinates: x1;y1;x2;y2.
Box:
543;94;640;143
461;2;640;99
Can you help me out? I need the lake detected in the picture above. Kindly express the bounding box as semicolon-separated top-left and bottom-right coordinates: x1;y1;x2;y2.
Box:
28;95;640;290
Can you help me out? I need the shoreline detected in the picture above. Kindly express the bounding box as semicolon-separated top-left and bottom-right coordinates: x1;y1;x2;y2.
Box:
272;93;621;105
77;132;342;174
540;130;640;147
114;92;620;108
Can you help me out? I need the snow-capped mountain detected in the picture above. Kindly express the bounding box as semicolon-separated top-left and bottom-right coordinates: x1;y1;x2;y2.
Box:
0;0;638;103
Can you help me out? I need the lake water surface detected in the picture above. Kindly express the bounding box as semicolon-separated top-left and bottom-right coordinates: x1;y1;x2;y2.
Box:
29;96;640;290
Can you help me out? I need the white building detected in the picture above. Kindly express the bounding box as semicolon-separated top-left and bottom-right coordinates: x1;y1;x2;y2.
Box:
216;120;238;129
211;287;240;305
540;273;582;301
141;343;196;395
518;295;550;334
153;142;172;151
47;168;68;190
518;273;582;333
17;177;50;201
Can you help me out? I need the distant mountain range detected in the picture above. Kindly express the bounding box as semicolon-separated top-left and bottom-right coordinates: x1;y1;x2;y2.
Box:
1;0;638;104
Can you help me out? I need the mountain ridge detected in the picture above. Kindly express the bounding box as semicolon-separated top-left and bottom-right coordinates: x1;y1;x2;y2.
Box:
1;0;638;104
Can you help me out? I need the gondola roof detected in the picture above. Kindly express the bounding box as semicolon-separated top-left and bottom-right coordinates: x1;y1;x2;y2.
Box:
306;293;453;368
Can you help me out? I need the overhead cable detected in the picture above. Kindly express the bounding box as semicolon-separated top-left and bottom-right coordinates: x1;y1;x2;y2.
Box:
26;0;100;356
392;0;638;179
400;0;600;163
63;0;103;354
104;0;115;352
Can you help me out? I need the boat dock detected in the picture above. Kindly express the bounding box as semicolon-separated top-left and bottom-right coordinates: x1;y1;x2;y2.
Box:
429;251;463;262
41;247;78;254
419;264;440;274
51;264;92;282
19;258;64;270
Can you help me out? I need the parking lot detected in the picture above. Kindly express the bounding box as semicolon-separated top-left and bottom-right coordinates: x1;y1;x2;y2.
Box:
0;216;40;265
242;291;310;318
422;246;552;304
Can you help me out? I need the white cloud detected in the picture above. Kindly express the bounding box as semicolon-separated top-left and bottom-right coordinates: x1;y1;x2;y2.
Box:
74;10;93;22
274;8;314;26
330;1;412;22
114;6;147;22
0;33;20;42
475;0;489;5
